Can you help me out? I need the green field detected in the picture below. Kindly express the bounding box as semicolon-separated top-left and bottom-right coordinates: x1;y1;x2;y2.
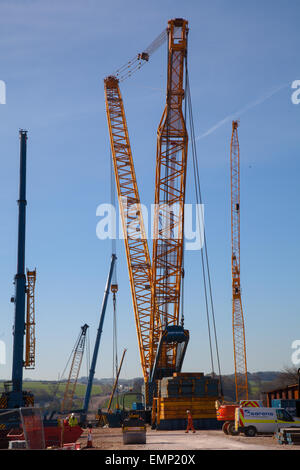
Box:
103;393;140;410
21;381;104;397
0;380;107;410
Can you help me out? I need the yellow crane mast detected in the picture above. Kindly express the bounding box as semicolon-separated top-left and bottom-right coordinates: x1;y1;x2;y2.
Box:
104;76;154;389
230;121;248;401
151;18;189;374
24;269;36;369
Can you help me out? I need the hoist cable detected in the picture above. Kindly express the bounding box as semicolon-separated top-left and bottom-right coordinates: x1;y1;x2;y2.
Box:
110;150;117;264
86;327;90;385
183;53;214;375
186;67;223;391
110;151;119;404
113;28;168;82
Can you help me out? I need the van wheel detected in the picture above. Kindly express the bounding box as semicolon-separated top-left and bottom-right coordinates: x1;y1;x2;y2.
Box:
228;422;239;436
244;426;257;437
151;420;157;430
222;421;230;435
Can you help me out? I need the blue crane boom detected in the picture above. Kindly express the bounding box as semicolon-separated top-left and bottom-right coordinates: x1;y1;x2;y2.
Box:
1;131;34;414
82;253;117;417
10;130;28;408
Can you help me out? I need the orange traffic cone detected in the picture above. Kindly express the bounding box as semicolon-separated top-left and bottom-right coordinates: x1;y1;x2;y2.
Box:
86;428;93;448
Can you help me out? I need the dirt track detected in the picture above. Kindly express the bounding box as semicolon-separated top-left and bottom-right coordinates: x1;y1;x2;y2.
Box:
86;395;110;419
78;427;297;450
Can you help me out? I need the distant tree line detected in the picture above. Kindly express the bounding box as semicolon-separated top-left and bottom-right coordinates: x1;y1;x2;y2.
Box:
220;366;299;402
7;367;299;409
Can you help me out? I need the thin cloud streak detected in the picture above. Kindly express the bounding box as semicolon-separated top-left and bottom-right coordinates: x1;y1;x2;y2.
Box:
196;83;289;140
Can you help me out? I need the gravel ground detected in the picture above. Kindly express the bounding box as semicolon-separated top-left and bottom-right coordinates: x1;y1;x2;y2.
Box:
78;427;298;451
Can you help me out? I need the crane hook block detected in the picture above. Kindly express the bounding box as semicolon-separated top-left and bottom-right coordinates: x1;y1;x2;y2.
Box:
138;52;149;62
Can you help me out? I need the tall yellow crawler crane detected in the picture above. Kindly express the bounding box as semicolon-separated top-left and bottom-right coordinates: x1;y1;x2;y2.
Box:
215;123;249;433
230;121;248;401
105;19;189;405
105;20;221;430
151;18;189;380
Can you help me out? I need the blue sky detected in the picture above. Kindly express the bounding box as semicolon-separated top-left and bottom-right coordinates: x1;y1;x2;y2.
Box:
0;0;299;381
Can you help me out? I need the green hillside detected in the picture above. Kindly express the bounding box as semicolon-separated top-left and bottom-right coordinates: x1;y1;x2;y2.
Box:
0;380;107;410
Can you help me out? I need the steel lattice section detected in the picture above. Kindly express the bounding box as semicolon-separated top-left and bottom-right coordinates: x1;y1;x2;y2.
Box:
230;121;248;401
151;19;189;371
24;270;36;369
61;325;88;412
104;77;154;382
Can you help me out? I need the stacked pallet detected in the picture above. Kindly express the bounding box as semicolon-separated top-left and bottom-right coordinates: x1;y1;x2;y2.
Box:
275;427;300;445
158;396;218;420
158;373;218;399
154;372;222;430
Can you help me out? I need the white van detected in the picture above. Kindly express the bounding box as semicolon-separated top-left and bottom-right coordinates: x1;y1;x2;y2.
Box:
235;407;300;437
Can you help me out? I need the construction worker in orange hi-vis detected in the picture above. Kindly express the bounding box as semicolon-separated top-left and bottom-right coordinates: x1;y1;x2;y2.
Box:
185;410;196;433
86;426;93;448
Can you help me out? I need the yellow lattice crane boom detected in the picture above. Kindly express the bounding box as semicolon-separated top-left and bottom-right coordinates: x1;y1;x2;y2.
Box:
104;76;154;386
151;18;189;375
24;269;36;369
230;121;248;401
